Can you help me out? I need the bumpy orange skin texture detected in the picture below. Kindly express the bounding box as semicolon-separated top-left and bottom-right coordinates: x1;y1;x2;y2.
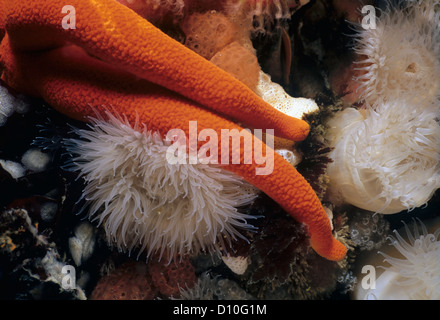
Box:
0;0;346;261
1;0;308;141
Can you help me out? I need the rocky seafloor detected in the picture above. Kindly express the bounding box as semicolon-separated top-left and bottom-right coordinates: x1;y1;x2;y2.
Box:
1;0;439;301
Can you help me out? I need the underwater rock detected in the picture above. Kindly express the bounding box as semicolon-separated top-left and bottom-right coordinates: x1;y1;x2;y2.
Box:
2;0;438;302
0;208;86;299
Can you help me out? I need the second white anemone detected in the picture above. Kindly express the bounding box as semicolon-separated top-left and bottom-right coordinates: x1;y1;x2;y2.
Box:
325;102;440;214
353;1;440;107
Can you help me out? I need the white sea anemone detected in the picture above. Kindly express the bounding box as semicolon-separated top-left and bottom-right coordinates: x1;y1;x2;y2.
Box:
326;102;440;214
354;219;440;300
407;0;440;23
353;2;440;107
65;112;258;261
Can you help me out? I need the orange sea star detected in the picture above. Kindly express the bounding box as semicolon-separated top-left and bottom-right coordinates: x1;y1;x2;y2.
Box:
0;0;346;261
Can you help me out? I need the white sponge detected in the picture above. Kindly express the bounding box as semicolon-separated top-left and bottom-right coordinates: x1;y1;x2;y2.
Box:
21;149;51;173
255;71;319;119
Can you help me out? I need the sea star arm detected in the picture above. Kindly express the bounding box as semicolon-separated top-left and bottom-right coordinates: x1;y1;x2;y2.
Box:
0;0;310;142
0;39;347;261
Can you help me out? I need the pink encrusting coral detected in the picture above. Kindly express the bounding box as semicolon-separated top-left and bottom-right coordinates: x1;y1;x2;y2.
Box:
210;41;261;91
90;261;158;300
90;256;197;299
181;10;245;60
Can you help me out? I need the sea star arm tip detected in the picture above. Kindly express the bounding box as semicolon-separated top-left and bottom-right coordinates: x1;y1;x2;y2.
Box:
312;237;347;261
